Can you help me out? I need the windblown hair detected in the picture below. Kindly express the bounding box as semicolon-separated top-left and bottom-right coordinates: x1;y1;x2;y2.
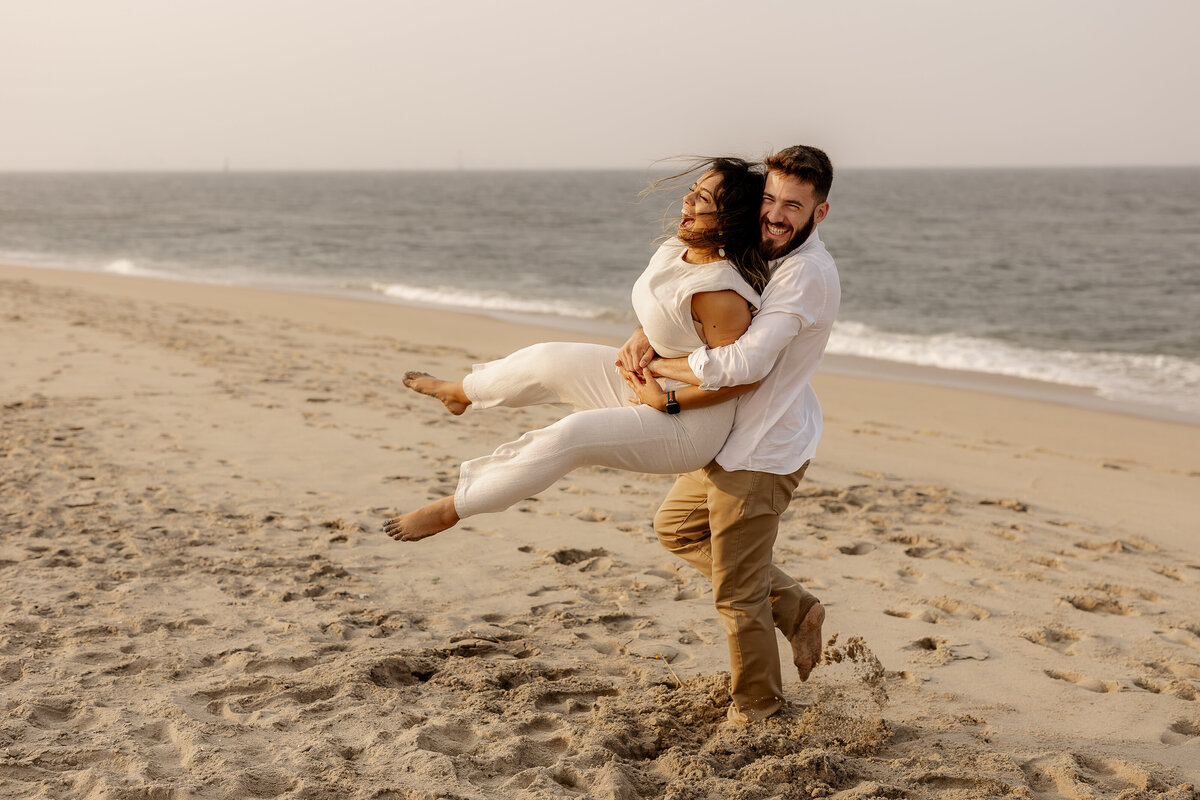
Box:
764;145;834;203
644;157;770;294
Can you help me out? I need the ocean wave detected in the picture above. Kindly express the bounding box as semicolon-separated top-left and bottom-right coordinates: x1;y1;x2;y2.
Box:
102;259;181;281
360;281;629;322
829;320;1200;414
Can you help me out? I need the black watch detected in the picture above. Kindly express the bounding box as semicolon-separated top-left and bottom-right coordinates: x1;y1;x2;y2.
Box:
665;390;681;415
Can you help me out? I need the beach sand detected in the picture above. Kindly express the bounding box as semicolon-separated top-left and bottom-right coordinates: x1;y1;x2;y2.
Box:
2;262;1198;799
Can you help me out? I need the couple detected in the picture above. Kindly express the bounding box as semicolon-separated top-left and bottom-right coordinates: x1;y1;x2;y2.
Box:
385;145;840;724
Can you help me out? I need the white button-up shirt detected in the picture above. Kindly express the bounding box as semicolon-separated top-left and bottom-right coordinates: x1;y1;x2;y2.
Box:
687;229;840;474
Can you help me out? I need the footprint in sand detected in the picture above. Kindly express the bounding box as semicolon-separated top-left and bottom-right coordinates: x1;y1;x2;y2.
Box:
907;636;949;652
400;719;480;756
926;596;989;620
1156;660;1200;680
888;533;947;559
195;679;342;726
1021;625;1083;654
1152;565;1186;581
837;542;875;556
1021;753;1184;798
907;637;989;662
1088;582;1161;602
1074;538;1158;554
572;631;620;656
366;655;439;688
884;608;941;624
1156;627;1200;652
1160;718;1200;745
1043;669;1123;694
1133;677;1197;701
1060;595;1137;615
549;547;607;565
528;684;618;715
20;696;86;731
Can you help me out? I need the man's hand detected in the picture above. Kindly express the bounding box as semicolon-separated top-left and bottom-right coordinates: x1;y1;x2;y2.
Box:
617;327;656;374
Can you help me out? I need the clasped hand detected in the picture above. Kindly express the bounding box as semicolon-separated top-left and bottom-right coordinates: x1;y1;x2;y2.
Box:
616;328;666;410
618;363;667;410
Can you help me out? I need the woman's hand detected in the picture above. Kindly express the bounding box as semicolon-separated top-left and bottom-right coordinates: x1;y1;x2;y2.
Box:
617;327;656;374
619;365;667;412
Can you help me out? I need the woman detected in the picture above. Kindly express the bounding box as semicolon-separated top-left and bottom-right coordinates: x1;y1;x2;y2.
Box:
383;158;767;542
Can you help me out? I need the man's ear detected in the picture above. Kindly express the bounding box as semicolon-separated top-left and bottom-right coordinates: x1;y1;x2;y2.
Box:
814;202;830;225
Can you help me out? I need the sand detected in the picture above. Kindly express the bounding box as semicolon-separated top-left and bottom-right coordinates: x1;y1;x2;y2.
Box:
1;262;1198;800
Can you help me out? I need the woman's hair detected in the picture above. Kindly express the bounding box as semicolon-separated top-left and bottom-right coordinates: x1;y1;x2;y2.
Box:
644;157;769;294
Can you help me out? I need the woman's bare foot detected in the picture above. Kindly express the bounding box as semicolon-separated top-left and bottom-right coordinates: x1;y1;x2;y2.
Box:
382;497;460;542
789;602;826;681
402;371;470;415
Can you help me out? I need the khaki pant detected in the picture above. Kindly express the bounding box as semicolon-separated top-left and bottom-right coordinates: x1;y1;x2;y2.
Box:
654;460;818;723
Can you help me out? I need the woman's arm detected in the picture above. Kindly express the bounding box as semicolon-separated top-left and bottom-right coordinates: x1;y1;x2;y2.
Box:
691;289;753;349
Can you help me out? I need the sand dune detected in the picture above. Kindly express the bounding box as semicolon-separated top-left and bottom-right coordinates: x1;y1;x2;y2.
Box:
2;265;1198;799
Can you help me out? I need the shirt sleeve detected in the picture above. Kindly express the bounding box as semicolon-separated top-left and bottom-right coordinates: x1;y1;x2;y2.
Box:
687;259;827;389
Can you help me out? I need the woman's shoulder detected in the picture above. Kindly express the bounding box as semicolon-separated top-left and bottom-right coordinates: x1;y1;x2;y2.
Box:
682;264;758;307
654;237;688;256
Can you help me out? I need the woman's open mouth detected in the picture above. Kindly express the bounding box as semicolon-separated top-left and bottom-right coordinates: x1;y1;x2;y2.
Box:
680;215;695;230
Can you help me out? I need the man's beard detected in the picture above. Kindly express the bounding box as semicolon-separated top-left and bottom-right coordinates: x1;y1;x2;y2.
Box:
760;211;816;260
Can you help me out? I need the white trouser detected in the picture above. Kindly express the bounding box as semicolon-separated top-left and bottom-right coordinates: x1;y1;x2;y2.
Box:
454;342;737;519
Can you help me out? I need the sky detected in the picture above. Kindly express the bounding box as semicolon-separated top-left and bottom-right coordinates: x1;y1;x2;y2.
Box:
2;0;1198;171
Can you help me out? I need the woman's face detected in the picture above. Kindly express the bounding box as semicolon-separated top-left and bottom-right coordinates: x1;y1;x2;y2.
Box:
678;171;723;239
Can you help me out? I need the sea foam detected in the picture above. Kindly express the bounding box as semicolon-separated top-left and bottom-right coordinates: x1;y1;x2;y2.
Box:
102;259;179;281
365;281;623;321
829;320;1200;416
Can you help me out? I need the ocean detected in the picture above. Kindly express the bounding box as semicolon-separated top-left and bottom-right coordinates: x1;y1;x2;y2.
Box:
2;168;1198;420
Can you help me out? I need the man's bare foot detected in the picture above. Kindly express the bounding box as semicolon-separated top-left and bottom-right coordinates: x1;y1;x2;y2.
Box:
790;602;825;681
382;497;460;541
402;371;470;416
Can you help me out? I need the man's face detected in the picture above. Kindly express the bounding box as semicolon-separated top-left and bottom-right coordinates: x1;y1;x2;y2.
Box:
759;171;829;259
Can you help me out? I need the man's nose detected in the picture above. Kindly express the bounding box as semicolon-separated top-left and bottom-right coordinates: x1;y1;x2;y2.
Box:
763;200;783;221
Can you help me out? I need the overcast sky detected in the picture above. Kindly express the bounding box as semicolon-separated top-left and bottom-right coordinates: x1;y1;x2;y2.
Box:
2;0;1197;171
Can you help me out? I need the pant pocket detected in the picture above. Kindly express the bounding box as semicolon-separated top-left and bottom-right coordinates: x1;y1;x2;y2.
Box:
769;461;810;515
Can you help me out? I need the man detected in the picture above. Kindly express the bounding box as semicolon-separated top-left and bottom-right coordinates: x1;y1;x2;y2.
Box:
618;145;839;723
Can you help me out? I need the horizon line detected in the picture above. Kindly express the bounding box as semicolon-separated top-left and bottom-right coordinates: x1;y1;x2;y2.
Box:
3;163;1199;174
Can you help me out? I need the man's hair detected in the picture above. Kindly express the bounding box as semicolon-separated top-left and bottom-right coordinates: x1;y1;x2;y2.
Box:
764;145;834;204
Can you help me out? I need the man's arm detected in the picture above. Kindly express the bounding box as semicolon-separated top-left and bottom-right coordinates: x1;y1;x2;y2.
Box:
689;311;802;387
669;260;829;389
647;355;701;385
649;310;801;387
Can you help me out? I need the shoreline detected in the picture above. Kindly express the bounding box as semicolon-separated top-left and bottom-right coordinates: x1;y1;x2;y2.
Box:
4;261;1195;427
